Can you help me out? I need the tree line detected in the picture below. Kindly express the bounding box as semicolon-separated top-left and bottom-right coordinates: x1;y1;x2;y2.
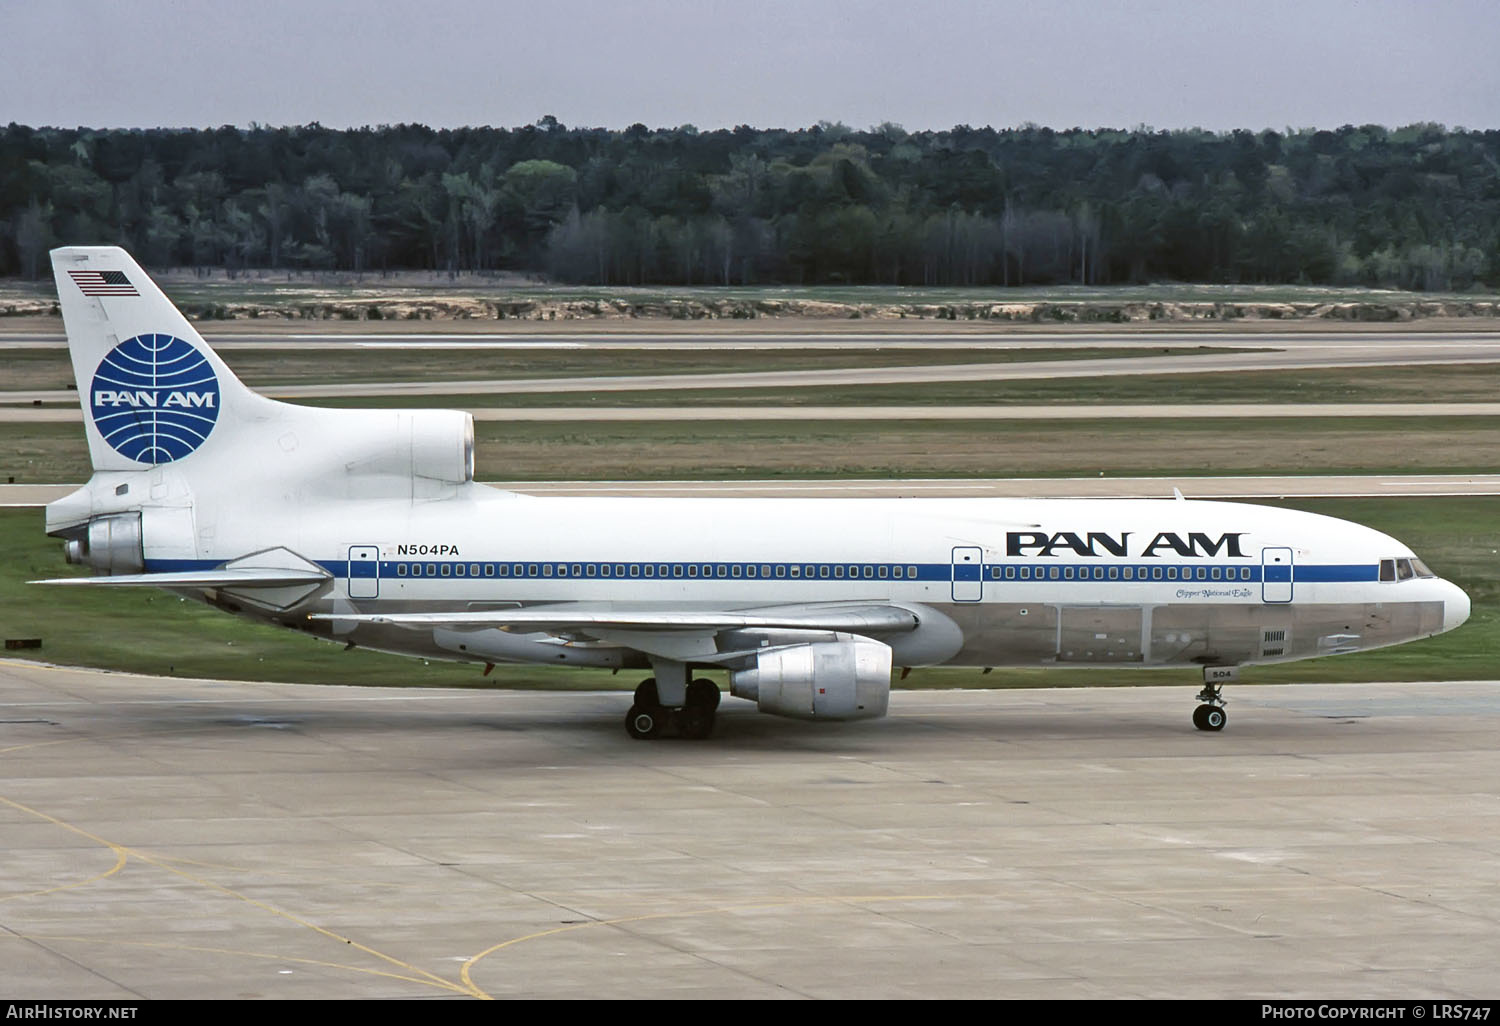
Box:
2;118;1497;289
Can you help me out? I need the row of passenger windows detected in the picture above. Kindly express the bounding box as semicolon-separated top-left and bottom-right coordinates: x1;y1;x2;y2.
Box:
386;561;1256;582
990;565;1254;582
392;562;925;580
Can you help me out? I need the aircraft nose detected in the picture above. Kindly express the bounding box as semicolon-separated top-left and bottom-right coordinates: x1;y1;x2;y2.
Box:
1442;580;1471;633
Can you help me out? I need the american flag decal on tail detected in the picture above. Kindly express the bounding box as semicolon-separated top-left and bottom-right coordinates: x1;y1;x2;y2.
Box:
68;270;138;296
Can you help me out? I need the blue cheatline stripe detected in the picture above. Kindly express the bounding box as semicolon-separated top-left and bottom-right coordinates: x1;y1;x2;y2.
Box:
1292;564;1378;582
141;557;1380;586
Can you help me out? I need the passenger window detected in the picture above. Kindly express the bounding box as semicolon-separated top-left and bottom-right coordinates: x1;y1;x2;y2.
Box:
1109;566;1118;579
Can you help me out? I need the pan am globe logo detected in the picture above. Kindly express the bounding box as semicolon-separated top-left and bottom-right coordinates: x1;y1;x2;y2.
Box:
90;333;220;464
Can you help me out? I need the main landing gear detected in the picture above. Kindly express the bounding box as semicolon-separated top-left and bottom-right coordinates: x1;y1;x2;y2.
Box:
1192;666;1233;732
625;676;721;740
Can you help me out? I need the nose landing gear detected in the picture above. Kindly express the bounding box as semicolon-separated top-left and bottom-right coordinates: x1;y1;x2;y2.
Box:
1193;667;1234;732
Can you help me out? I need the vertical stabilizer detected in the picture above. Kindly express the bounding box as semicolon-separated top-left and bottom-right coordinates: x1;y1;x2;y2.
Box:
50;246;261;472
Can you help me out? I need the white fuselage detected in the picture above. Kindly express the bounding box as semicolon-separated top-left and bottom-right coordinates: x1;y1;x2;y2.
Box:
142;482;1466;671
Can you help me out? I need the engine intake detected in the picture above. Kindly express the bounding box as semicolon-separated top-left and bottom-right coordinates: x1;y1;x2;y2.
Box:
730;636;892;720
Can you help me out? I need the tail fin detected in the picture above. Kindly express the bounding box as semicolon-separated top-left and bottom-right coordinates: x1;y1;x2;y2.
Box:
50;246;262;471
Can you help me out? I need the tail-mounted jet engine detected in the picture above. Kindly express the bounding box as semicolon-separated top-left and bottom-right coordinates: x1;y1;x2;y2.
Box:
60;512;144;575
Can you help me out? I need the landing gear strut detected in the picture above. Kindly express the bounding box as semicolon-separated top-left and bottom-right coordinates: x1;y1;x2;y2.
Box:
1192;668;1232;732
624;675;720;740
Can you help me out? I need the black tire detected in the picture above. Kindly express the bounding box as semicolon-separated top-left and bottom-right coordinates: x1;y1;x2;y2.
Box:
687;678;721;711
677;705;715;740
634;678;659;707
625;703;665;739
1192;705;1210;731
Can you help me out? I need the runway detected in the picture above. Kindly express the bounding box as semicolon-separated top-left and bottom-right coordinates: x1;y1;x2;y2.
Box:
5;330;1500;405
8;475;1500;507
2;659;1496;999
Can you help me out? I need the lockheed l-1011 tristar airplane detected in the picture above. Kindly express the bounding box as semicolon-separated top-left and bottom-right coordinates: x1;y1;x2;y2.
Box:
36;247;1470;738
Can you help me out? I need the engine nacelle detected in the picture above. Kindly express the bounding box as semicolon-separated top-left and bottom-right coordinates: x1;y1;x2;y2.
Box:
61;512;144;575
729;636;892;721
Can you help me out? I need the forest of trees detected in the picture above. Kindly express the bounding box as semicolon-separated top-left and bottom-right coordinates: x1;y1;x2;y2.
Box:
2;118;1497;290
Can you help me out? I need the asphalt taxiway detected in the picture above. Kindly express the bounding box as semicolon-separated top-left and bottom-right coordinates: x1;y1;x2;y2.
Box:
2;660;1497;999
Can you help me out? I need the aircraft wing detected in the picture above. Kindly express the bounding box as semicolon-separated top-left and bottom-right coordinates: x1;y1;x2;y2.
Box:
32;568;331;588
309;603;919;635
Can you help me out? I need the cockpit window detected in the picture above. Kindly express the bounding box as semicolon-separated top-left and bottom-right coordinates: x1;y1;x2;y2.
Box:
1382;556;1437;581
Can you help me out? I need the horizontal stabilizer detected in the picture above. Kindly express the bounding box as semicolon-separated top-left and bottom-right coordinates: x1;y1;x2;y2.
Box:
309;603;919;634
32;567;331;589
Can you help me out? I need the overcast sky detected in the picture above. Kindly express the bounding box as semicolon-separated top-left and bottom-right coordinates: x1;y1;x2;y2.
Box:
4;0;1497;133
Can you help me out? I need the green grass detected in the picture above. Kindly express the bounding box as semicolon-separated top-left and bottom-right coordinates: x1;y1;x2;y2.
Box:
4;496;1495;689
9;415;1500;485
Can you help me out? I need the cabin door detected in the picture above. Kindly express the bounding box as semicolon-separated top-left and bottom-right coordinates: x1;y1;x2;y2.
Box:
951;546;983;602
348;545;380;599
1261;547;1293;604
